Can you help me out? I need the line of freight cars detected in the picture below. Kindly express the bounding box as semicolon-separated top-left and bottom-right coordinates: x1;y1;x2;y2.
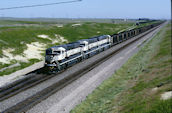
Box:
45;21;163;73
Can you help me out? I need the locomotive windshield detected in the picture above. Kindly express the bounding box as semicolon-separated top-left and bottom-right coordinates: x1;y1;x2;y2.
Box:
80;44;85;47
54;51;61;54
46;48;61;55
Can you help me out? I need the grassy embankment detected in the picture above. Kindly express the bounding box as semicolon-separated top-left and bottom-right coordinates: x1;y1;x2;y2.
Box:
71;23;172;113
0;21;133;76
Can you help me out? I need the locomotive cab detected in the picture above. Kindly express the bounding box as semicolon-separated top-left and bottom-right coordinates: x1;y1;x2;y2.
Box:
45;47;66;66
77;40;89;52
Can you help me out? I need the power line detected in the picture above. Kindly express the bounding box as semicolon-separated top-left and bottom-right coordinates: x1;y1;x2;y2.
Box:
0;0;82;10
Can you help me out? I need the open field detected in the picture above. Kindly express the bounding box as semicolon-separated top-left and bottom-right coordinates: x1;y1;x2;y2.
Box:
0;20;135;76
0;18;136;25
71;22;172;113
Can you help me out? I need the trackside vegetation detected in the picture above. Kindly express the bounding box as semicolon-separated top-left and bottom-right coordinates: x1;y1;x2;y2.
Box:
71;22;172;113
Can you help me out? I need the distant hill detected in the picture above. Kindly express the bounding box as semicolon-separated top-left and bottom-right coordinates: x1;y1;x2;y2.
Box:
0;17;137;24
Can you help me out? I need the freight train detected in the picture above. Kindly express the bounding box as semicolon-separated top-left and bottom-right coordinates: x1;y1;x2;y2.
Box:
45;21;163;73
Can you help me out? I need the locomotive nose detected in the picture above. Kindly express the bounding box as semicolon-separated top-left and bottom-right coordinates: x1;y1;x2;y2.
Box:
45;55;53;63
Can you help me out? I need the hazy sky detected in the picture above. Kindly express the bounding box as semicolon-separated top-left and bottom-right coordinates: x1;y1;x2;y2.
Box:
0;0;171;19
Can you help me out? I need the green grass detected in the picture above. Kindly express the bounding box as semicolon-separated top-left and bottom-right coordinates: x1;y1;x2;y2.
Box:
0;22;133;55
71;22;171;113
0;59;40;76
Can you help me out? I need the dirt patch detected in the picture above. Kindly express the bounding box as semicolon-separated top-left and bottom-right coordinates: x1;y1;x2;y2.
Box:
0;42;46;64
56;24;63;28
71;23;82;27
152;87;158;92
161;91;172;100
55;34;68;43
24;42;46;60
38;34;68;44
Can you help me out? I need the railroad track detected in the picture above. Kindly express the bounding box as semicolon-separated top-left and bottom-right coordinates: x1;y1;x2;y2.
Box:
0;23;165;113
